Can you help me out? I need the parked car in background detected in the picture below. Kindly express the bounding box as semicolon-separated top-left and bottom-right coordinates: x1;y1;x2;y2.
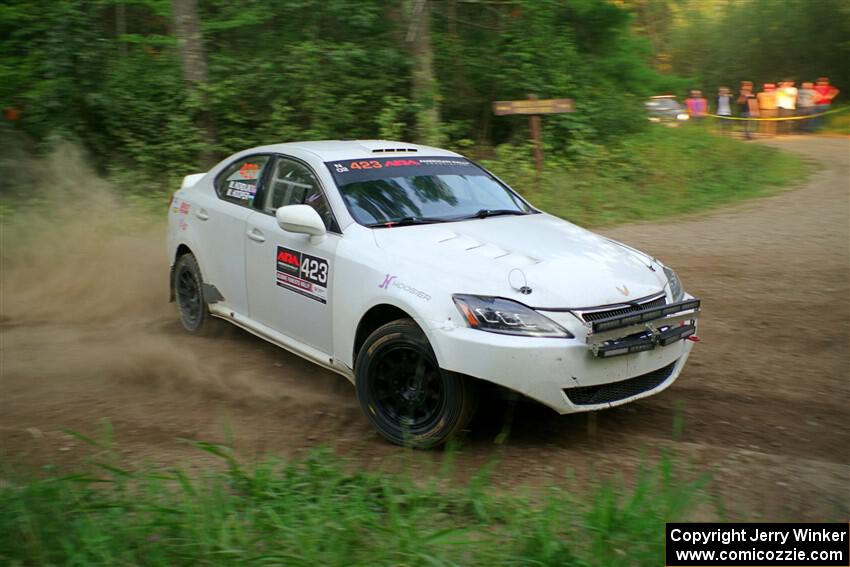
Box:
645;95;690;124
168;140;700;448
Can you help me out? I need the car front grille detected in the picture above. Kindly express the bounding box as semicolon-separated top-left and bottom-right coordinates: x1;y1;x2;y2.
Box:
579;293;667;323
563;361;677;406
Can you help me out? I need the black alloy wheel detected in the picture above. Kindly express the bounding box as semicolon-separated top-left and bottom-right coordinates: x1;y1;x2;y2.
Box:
174;253;210;334
355;319;477;448
371;343;444;430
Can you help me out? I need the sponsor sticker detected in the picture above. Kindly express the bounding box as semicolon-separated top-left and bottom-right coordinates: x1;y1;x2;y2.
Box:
238;162;261;179
226;180;257;201
276;246;329;304
378;273;430;301
325;156;484;186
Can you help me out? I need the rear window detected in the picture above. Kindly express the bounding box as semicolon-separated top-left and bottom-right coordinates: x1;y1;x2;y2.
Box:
215;155;271;207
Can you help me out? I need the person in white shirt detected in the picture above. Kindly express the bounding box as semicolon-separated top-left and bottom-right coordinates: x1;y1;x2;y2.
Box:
716;86;732;132
776;80;798;133
797;81;818;133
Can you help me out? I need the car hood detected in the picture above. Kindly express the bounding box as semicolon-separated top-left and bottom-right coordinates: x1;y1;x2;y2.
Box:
372;213;669;309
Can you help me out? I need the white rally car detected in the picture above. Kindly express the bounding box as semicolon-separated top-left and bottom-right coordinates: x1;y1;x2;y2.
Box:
168;140;700;447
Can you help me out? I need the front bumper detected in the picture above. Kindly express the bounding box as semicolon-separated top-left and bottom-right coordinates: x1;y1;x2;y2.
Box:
428;297;698;414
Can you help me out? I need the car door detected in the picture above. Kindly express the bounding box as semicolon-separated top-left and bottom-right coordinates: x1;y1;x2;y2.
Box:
191;154;272;317
244;155;340;355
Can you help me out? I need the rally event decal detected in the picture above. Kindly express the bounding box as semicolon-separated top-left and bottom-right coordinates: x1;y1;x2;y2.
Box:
275;246;329;304
325;156;485;186
226;179;257;201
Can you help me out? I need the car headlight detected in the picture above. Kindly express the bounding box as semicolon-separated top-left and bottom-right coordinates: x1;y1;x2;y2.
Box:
452;294;573;338
663;266;684;302
676;113;690;120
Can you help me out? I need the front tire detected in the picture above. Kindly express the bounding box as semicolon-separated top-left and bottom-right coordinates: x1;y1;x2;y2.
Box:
173;253;212;334
355;319;477;448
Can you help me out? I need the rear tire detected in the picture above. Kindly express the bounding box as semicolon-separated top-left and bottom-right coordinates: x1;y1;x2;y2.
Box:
173;253;212;335
355;319;477;448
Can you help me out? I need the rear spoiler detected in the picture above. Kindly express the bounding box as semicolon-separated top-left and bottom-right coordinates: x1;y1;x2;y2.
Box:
181;173;206;190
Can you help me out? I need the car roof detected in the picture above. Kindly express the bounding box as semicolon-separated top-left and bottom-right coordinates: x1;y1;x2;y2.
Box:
243;140;463;162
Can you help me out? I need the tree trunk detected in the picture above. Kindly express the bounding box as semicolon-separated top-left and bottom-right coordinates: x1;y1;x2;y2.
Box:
173;0;207;84
115;3;127;57
172;0;217;166
405;0;442;145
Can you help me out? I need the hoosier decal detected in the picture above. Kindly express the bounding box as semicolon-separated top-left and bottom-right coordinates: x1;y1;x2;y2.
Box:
275;246;329;304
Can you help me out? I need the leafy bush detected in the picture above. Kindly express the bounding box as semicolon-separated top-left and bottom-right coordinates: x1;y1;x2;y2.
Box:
482;125;808;227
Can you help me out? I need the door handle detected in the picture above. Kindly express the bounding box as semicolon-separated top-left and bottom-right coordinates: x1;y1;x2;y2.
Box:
246;228;265;243
195;208;209;221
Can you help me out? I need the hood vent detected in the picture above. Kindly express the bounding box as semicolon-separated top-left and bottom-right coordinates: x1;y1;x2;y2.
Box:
371;147;418;153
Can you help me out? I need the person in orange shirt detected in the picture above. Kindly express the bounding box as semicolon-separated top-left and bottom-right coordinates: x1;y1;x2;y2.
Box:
756;83;778;136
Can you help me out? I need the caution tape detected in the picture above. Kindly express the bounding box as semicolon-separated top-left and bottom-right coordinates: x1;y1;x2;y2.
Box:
703;106;850;121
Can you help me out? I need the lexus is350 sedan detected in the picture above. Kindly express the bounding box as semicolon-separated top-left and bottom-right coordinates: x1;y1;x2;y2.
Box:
168;140;700;448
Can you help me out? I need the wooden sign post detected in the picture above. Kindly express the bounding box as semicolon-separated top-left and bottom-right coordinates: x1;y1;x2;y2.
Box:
492;94;574;172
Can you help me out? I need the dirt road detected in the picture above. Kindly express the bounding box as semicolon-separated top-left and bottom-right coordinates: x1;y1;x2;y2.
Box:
1;137;847;520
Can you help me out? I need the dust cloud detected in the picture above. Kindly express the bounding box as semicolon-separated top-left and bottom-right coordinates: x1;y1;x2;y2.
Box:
0;145;276;402
1;144;169;324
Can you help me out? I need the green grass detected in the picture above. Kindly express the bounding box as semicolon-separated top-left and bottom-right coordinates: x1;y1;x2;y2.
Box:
482;125;809;227
0;441;712;566
818;105;850;136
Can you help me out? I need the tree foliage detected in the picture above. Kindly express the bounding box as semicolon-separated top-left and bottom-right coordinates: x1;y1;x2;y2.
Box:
625;0;850;93
0;0;843;189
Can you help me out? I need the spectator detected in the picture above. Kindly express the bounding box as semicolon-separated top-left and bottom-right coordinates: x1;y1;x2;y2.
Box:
813;76;840;130
797;81;818;133
737;81;757;139
686;89;708;120
776;80;797;134
756;83;778;136
717;86;732;132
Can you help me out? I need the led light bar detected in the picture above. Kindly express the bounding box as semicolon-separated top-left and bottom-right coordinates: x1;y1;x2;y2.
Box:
658;323;696;346
592;323;698;358
591;299;700;333
595;333;657;358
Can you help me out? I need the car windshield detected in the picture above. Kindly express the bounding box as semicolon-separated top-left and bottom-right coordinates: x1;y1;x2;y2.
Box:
325;156;534;227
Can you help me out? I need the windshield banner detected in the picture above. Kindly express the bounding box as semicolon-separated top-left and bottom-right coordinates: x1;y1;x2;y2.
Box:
325;156;486;185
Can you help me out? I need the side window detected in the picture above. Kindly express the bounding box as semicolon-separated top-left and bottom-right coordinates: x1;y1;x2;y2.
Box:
264;157;336;231
215;155;270;207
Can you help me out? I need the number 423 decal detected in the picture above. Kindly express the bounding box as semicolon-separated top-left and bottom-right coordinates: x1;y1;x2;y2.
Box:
275;246;330;304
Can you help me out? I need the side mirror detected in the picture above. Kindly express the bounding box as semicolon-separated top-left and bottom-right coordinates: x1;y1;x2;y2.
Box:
275;205;327;237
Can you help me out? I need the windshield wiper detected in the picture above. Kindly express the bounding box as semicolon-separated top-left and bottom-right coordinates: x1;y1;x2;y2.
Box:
364;216;451;228
465;208;529;219
365;210;528;227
